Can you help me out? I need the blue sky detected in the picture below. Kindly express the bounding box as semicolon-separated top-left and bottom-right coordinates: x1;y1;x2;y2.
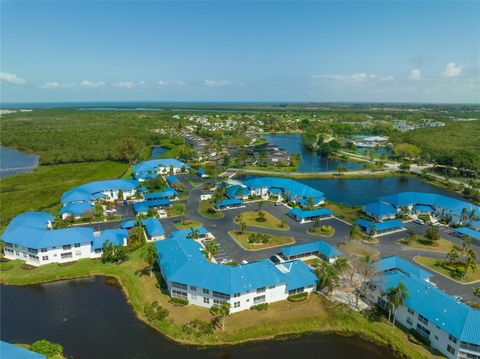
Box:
1;1;479;103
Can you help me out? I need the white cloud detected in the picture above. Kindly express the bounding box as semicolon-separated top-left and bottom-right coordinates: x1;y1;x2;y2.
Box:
113;81;135;89
409;69;422;80
80;80;106;88
442;62;463;77
0;72;26;85
157;80;187;87
41;81;77;89
312;73;392;82
203;80;233;87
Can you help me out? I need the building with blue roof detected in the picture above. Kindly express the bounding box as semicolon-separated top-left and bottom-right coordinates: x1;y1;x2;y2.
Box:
363;201;397;221
367;256;480;359
0;341;46;359
241;177;325;207
373;192;480;230
169;226;210;241
354;219;405;237
196;168;208;178
225;184;250;199
133;159;190;181
281;240;342;263
2;212;128;266
133;199;171;215
142;218;166;241
60;179;139;218
288;208;333;223
121;219;136;229
215;198;244;210
155;236;317;313
166;175;181;186
144;189;177;200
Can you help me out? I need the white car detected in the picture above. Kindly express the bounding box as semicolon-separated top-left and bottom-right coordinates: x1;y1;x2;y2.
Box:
220;258;232;264
413;219;424;225
241;260;248;265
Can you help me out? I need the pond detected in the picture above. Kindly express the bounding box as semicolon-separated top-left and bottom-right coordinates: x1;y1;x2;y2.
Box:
0;145;39;178
151;146;168;158
0;277;396;359
261;134;363;172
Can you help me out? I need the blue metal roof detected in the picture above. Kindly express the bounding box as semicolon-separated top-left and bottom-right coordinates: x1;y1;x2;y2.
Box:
363;201;397;217
226;185;249;199
455;227;480;241
0;341;46;359
142;218;165;237
197;168;206;175
376;256;432;280
155;236;317;295
379;192;479;218
60;201;93;216
281;240;341;259
289;208;333;220
413;204;434;212
133;159;189;180
166;175;180;186
355;219;404;232
146;199;171;207
92;229;128;250
375;270;480;344
2;212;95;249
242;177;325;202
121;220;136;229
216;198;243;207
144;189;177;200
133;201;149;214
169;227;209;239
268;187;283;194
61;179;138;205
278;260;319;291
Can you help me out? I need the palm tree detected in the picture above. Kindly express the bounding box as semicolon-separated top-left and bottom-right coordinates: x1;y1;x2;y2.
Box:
315;262;340;294
464;249;477;279
142;244;158;277
392;283;409;326
447;246;460;264
349;225;362;241
404;229;417;245
460;207;470;225
383;287;396;324
188;227;200;240
468;209;480;226
462;236;473;253
203;241;219;261
336;165;347;176
473;287;480;305
306;196;314;210
240;221;247;235
369;225;377;238
257;201;264;214
216;302;230;332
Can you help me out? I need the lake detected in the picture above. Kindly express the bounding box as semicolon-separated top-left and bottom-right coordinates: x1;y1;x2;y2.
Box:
261;134;363;172
241;175;459;206
0;146;39;178
0;277;395;359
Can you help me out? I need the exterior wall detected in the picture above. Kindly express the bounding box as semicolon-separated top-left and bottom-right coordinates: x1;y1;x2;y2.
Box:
157;166;184;174
101;189;136;201
367;287;464;359
3;241;98;266
293;214;333;223
200;193;213;201
146;233;166;242
166;279;315;313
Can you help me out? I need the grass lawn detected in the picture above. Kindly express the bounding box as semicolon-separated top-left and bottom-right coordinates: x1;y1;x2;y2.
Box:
304;258;322;267
338;242;380;259
398;236;455;253
324;200;367;224
414;256;480;284
0;248;438;357
243;165;298;173
175;219;203;230
167;204;186;217
228;230;294;250
187;179;202;187
0;161;129;229
198;200;224;219
235;210;288;231
308;227;335;237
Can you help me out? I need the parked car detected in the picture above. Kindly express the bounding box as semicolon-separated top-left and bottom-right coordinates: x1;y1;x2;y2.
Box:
275;202;282;206
241;260;248;265
413;219;424;225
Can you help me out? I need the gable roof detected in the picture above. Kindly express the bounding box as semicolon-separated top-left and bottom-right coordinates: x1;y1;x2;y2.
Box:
363;201;397;217
281;240;341;259
289;208;333;219
92;229;128;250
376;256;432;280
133;159;189;180
61;179;138;205
142;218;165;237
242;177;325;200
355;219;405;232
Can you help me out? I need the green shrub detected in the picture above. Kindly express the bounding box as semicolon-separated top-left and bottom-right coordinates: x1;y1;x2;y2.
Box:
169;297;189;307
182;319;214;335
144;301;169;322
30;340;64;358
407;329;431;346
250;303;269;311
21;263;36;270
287;292;308;302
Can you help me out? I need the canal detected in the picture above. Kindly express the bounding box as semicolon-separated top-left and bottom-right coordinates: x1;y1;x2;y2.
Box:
0;277;396;359
0;145;39;178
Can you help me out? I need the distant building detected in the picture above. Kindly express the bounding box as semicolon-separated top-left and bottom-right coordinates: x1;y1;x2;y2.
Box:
288;208;333;223
354;219;406;236
133;159;189;181
281;240;341;263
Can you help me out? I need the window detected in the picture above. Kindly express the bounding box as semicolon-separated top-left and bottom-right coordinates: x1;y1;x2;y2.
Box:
416;324;430;338
42;256;49;261
460;342;480;353
449;335;457;344
74;243;81;248
418;314;428;326
407;308;414;315
27;248;38;254
75;251;82;256
213;299;224;306
406;318;413;326
213;291;230;300
434;335;438;341
253;295;265;304
63;244;72;250
190;286;197;291
172;282;188;290
41;248;47;252
203;297;210;304
256;287;266;293
288;287;304;295
234;301;240;308
172;290;187;299
268;285;276;290
203;289;210;294
447;345;455;355
4;242;12;248
61;252;72;259
233;293;240;298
